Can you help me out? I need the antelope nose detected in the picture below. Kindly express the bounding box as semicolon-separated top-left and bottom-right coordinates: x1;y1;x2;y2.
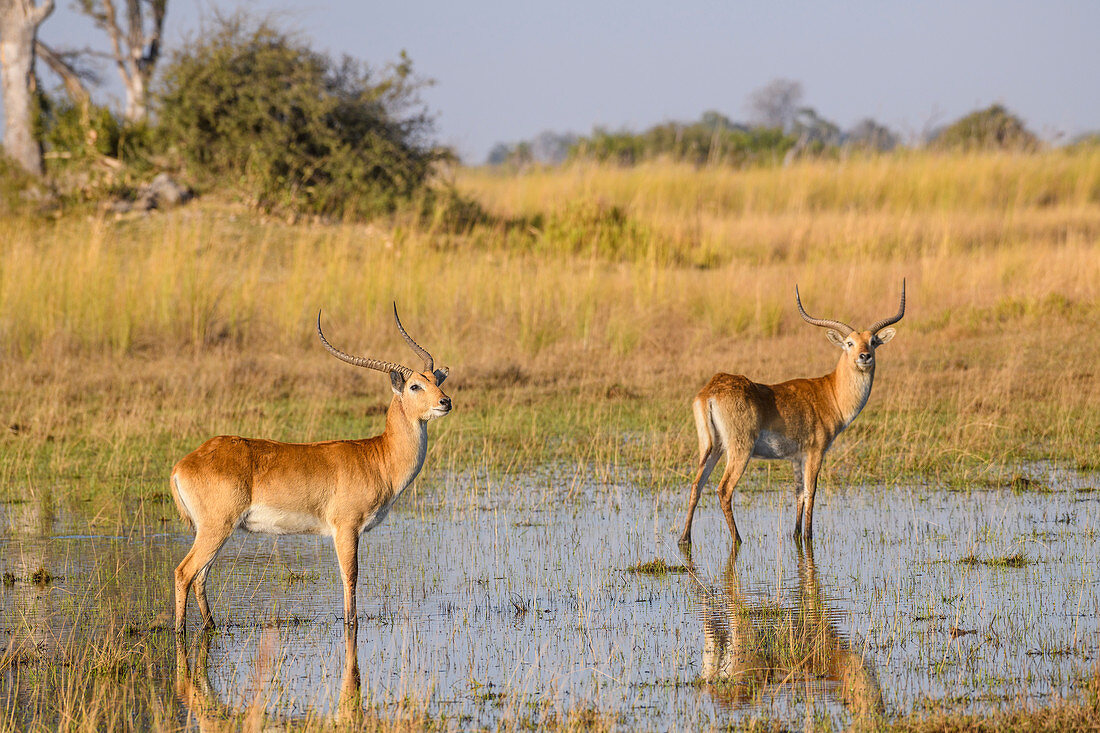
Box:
440;397;452;409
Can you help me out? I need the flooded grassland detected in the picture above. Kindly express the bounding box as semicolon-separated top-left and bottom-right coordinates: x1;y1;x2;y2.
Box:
2;154;1099;729
2;466;1098;730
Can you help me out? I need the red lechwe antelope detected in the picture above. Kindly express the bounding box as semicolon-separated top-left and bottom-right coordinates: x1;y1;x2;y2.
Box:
679;282;905;546
170;306;451;632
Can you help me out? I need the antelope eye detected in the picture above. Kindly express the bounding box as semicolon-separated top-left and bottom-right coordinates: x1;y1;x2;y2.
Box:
410;384;422;392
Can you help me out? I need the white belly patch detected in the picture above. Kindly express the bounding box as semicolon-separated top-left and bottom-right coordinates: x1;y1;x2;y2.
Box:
752;430;799;460
240;505;330;536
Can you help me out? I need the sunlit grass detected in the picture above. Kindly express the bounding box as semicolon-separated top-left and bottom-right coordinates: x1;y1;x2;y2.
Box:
625;559;689;576
0;150;1097;514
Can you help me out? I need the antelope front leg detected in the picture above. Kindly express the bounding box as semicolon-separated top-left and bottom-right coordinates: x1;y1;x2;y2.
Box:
333;528;360;628
792;459;806;538
801;454;823;540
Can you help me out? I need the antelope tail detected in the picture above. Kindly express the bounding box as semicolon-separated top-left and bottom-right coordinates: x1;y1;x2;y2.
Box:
170;473;194;529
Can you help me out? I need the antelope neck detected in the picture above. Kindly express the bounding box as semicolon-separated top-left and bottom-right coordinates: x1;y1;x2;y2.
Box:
830;355;875;430
381;397;429;486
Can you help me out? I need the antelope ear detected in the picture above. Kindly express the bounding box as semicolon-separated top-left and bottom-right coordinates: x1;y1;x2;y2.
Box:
825;330;846;348
873;328;896;346
434;367;449;385
390;370;406;395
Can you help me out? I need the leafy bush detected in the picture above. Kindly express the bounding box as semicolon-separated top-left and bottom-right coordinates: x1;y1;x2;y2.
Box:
38;97;155;168
934;104;1039;152
40;100;119;159
156;14;446;219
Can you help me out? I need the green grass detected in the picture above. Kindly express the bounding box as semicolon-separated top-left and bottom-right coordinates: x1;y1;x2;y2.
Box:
959;553;1032;569
625;559;690;576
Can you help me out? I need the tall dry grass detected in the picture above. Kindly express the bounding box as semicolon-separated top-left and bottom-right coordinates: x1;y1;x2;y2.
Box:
0;150;1097;510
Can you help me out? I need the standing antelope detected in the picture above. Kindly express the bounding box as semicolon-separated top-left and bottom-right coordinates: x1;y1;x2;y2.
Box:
679;282;905;545
170;305;451;632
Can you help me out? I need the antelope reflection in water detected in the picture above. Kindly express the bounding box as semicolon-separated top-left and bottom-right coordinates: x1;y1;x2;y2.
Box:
683;540;884;722
175;627;362;731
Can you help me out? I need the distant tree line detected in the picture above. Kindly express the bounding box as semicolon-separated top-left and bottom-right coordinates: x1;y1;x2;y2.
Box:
486;78;1060;168
3;20;1091;221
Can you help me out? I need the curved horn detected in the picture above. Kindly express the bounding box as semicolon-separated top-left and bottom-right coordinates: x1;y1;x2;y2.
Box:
317;311;412;379
868;279;906;334
794;286;855;334
392;303;434;373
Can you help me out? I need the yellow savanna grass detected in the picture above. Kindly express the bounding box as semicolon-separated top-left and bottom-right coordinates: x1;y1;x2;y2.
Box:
0;150;1097;509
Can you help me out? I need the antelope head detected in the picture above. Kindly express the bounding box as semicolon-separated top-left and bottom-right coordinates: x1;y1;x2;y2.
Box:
317;304;452;422
795;280;906;374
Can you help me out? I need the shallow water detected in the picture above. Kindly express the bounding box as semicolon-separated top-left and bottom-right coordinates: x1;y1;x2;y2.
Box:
2;466;1099;729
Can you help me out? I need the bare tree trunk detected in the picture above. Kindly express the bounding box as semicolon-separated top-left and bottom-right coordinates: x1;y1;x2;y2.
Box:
35;41;91;111
0;0;55;175
80;0;165;122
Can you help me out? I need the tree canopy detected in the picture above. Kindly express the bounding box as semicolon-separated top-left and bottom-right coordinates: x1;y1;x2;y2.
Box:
934;104;1038;151
156;15;446;218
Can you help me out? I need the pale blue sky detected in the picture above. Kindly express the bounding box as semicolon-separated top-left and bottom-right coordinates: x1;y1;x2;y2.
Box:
30;0;1100;162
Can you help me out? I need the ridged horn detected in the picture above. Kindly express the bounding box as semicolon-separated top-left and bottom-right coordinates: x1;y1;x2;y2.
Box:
392;303;434;373
317;311;412;379
868;279;906;334
795;286;855;335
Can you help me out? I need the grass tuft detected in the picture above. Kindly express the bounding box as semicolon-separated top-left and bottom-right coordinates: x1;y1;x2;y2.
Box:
626;558;689;576
959;553;1031;568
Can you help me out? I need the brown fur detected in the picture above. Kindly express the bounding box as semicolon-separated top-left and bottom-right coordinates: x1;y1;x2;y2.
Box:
680;312;899;545
171;361;450;633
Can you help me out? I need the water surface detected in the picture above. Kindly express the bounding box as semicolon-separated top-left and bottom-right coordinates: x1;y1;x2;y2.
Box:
2;466;1098;729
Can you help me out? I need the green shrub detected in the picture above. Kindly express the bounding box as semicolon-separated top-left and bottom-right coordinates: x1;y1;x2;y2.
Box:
41;100;120;159
38;98;155;167
156;14;445;219
934;104;1039;152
